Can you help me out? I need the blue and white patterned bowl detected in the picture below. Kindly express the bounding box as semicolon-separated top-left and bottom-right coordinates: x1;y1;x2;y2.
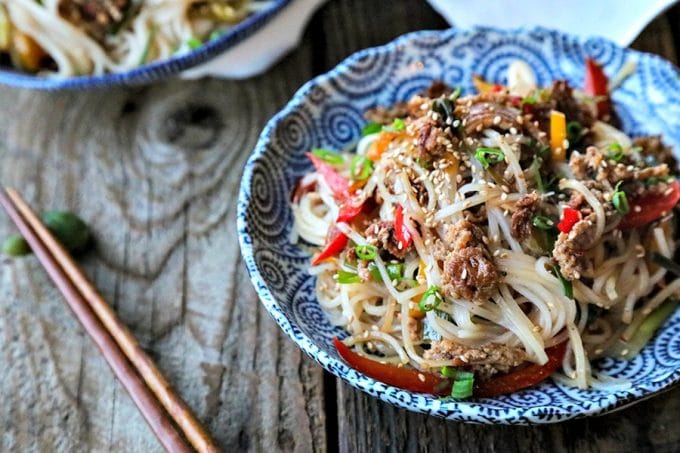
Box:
237;27;680;424
0;0;289;90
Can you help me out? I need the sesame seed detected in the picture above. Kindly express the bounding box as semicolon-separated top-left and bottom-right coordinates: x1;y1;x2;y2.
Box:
493;115;502;125
634;205;642;213
418;373;426;382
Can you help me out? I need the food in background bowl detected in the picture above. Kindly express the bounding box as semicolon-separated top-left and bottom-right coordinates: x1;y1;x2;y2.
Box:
0;0;273;77
290;59;680;399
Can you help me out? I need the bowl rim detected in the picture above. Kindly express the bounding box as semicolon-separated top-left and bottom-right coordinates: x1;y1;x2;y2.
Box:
0;0;290;90
237;26;680;424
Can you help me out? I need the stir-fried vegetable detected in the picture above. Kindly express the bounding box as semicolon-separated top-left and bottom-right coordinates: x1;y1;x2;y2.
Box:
311;228;348;265
584;58;610;118
606;143;624;161
355;245;377;260
307;153;350;198
650;252;680;276
336;270;361;284
350;155;374;181
532;215;554;231
549;110;567;161
368;262;404;282
333;337;452;395
607;299;679;360
394;205;412;250
473;342;567;397
557;206;581;234
312;148;345;165
552;266;573;298
418;286;443;312
619;180;680;230
612;182;630;215
474;147;505;169
362;122;382;136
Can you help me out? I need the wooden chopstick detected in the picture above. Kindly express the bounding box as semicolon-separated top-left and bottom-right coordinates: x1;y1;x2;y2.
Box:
0;188;219;453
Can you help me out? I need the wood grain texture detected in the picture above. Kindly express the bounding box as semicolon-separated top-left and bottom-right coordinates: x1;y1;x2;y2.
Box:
0;36;325;453
0;0;679;452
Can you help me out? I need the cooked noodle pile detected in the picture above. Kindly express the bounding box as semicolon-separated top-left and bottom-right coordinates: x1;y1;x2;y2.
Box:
291;61;680;393
0;0;270;77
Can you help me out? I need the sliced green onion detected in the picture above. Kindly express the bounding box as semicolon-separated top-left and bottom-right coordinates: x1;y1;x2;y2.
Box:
312;148;344;165
474;147;505;169
552;266;573;298
566;121;583;144
532;215;554;230
187;37;202;49
450;372;474;399
649;252;680;277
361;122;382;136
432;98;454;121
529;157;545;192
350;155;374;181
610;298;679;360
521;95;537;105
449;86;462;101
418;286;443;312
441;366;456;378
606;143;624;162
391;118;406;131
355;245;377;260
537;144;551;160
368;262;404;282
612;181;629;214
336;270;361;284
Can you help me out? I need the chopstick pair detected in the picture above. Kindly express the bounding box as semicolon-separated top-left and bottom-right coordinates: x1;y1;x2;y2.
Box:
0;188;219;453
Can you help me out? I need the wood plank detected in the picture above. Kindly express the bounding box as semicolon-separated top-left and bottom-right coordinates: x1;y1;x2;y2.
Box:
0;35;326;452
328;3;680;453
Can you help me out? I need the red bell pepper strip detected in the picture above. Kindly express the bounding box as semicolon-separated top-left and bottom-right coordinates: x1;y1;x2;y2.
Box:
584;58;610;118
619;180;680;230
307;153;350;199
337;199;365;223
394;205;413;249
333;337;452;395
557;206;581;234
473;341;567;398
311;228;349;265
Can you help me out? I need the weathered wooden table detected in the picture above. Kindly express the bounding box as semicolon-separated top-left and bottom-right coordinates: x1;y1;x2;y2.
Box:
2;1;679;452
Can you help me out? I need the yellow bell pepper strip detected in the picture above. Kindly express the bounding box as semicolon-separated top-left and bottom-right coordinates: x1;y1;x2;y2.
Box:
473;74;503;94
549;110;567;161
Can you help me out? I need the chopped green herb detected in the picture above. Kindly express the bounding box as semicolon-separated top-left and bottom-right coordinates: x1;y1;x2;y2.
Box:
566;121;583;145
532;215;554;230
530;157;545;192
451;378;474;398
441;366;456;378
432;98;454;121
649;252;680;277
350;155;374;181
449;86;462;101
186;37;202;49
368;262;404;282
552;265;573;298
521;95;537;106
361;122;382;136
474;147;505;169
606;143;624;162
612;182;629;214
391;118;406;131
336;270;361;284
311;148;344;165
418;286;443;312
355;245;377;260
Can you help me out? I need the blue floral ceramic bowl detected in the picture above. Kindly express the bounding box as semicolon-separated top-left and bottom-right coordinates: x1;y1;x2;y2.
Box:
0;0;289;90
237;27;680;424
